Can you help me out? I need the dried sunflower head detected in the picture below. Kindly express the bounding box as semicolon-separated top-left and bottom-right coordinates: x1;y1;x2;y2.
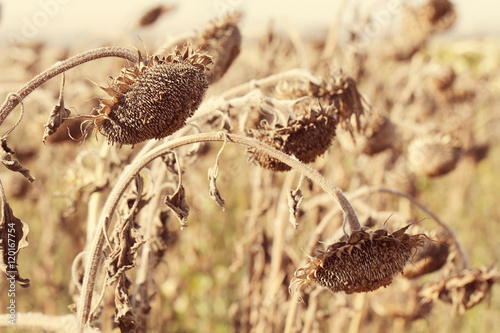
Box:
88;45;211;145
408;133;462;177
282;71;364;134
419;0;457;33
389;0;456;60
337;113;395;155
420;266;500;313
290;225;426;295
247;103;338;172
403;233;450;279
194;12;242;83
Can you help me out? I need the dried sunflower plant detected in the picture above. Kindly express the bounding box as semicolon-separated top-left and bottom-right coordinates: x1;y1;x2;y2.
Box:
1;1;499;332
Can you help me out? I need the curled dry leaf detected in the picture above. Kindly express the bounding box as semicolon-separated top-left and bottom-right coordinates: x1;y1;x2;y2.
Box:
42;73;71;145
105;176;147;283
165;185;190;230
114;274;138;332
208;138;227;210
164;151;190;229
287;187;303;229
104;176;147;330
0;189;30;287
1;139;34;182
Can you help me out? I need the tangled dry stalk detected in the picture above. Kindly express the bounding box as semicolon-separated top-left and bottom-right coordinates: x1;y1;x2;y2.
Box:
0;1;499;332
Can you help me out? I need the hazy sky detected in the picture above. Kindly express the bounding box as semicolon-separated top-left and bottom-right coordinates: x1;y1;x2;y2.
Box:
1;0;499;47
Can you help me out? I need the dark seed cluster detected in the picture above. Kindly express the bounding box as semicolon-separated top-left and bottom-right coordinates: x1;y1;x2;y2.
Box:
194;12;242;84
94;46;211;145
290;226;425;295
248;104;338;171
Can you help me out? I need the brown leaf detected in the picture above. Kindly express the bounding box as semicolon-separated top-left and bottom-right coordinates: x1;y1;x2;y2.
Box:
208;140;226;210
163;151;190;229
114;274;138;332
287;187;303;229
1;139;34;182
0;191;30;287
42;73;71;144
105;176;146;284
164;185;190;230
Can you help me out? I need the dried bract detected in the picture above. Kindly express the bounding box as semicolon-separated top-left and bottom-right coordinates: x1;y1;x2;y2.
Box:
290;225;426;295
420;266;500;313
1;139;34;182
248;103;338;171
408;133;462;177
90;45;211;145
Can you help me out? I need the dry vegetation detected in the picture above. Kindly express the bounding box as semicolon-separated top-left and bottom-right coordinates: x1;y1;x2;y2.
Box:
1;0;500;332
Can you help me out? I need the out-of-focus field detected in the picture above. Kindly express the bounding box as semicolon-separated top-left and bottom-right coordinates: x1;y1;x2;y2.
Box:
0;1;500;332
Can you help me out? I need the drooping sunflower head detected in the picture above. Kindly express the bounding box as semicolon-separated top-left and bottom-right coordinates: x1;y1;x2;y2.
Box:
247;102;338;171
407;133;462;177
290;225;426;296
195;12;242;83
88;45;212;145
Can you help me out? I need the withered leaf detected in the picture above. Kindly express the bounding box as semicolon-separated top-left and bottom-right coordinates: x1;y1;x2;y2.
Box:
164;185;190;230
43;73;71;145
287;187;303;229
114;274;139;332
1;139;34;183
0;192;30;287
163;151;190;229
105;176;146;284
208;140;227;210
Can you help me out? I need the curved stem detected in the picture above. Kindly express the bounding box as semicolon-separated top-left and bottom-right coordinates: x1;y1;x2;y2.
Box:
76;132;360;325
0;46;139;127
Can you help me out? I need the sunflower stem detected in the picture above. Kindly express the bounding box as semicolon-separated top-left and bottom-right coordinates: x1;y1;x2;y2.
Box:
76;132;360;325
0;46;139;127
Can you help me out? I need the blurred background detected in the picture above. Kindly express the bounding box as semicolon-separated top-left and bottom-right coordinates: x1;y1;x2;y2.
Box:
1;1;500;333
1;0;500;48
